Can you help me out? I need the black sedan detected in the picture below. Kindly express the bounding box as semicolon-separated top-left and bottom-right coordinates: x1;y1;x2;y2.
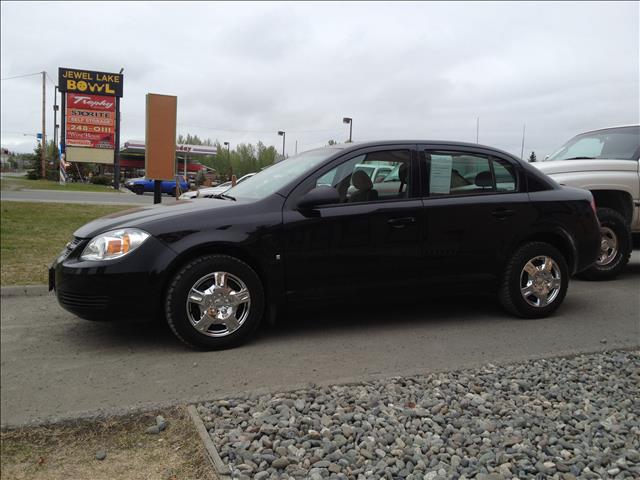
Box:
51;141;601;349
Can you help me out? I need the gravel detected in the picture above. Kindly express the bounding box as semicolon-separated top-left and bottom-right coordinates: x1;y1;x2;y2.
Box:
196;350;639;479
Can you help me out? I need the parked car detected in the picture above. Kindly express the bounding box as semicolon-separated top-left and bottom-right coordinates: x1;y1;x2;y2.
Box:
179;173;256;200
534;125;639;280
125;176;189;196
50;141;600;349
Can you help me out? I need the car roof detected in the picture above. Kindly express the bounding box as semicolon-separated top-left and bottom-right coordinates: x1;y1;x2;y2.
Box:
331;140;519;160
575;124;639;135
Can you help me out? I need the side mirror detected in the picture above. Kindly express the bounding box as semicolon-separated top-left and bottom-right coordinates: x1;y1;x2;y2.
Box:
297;186;339;209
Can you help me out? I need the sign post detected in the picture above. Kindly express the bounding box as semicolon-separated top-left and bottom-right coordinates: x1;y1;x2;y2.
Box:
114;96;121;189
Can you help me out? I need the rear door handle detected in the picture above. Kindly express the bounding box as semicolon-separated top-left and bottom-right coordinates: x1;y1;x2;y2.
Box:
491;208;516;219
388;216;416;228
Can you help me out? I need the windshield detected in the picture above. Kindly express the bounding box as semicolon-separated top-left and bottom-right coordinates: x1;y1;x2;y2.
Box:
225;148;341;199
547;126;639;161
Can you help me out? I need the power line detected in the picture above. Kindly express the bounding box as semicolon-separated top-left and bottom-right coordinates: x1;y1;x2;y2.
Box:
45;71;56;86
0;130;38;135
1;70;55;85
0;71;42;81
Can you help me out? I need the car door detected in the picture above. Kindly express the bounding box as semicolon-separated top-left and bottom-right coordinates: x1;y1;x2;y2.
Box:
419;145;536;282
281;145;424;300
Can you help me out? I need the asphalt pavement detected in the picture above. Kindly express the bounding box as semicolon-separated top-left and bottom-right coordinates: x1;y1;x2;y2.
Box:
1;188;174;205
1;253;638;427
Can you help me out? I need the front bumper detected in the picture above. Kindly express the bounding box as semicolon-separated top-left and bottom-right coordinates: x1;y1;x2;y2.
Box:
50;236;176;321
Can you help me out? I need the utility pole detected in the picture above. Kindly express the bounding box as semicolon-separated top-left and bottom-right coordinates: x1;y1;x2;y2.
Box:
53;85;60;183
520;124;526;159
53;86;59;153
476;117;480;144
41;71;46;179
295;140;298;155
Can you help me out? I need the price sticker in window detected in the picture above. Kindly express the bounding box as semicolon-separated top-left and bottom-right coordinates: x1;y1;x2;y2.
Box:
430;155;453;194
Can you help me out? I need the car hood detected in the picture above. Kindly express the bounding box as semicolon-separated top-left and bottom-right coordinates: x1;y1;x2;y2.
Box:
533;159;638;175
73;198;241;238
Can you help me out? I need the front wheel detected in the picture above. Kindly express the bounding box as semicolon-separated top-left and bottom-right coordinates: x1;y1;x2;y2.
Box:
578;207;631;281
499;242;569;318
165;255;264;349
133;185;144;195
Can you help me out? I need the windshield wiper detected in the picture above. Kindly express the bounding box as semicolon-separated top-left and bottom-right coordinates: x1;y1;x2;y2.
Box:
562;156;596;160
213;193;236;201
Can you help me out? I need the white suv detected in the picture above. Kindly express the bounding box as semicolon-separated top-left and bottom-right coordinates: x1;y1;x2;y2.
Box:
533;125;639;280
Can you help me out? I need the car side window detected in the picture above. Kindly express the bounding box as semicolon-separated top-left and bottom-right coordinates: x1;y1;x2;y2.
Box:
312;150;411;204
425;150;517;196
492;159;516;192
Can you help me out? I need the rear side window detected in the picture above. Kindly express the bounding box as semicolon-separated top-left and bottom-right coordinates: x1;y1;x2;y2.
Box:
425;150;517;196
493;161;516;192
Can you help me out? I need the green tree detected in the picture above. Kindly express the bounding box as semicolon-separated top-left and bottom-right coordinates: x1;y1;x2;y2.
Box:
529;151;537;163
26;140;57;180
256;141;277;170
26;143;41;179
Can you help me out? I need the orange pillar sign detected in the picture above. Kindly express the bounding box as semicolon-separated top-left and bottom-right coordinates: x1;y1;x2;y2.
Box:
145;93;177;180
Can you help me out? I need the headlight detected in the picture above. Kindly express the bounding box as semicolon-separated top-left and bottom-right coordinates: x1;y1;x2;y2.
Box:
80;228;150;261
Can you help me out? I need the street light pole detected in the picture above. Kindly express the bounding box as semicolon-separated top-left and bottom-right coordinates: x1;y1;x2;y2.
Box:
278;131;286;157
223;141;232;179
41;71;46;179
343;117;352;143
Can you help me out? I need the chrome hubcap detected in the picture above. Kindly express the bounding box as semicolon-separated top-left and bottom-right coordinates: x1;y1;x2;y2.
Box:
596;227;618;266
520;256;561;308
186;271;251;337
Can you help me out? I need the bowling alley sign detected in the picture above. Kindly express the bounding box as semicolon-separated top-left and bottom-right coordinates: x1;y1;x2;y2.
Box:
58;67;123;162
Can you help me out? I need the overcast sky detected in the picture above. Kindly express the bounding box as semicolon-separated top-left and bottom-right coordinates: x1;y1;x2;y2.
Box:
1;1;638;157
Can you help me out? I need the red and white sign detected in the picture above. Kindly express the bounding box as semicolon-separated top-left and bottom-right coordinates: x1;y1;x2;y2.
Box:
65;93;116;149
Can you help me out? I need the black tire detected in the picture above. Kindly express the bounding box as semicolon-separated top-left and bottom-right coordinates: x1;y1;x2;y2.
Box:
499;241;569;318
169;187;176;197
133;185;144;195
578;207;632;281
165;255;264;349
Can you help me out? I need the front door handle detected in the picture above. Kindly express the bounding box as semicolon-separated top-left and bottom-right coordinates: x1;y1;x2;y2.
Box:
388;216;416;228
491;208;516;219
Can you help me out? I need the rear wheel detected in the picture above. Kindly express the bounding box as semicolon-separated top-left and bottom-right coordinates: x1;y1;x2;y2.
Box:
499;241;569;318
165;255;264;349
578;207;631;281
133;185;144;195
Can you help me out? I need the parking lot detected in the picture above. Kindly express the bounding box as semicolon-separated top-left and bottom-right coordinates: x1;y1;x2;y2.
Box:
1;252;638;427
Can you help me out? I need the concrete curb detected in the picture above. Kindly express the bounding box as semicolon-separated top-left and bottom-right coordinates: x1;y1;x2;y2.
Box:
187;405;232;479
1;284;50;297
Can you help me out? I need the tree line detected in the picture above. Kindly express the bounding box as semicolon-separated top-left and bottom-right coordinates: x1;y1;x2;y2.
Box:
178;134;282;179
18;134;282;182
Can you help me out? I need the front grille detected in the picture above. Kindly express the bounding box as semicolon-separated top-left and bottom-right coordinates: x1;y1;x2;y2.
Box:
58;291;109;310
58;237;83;261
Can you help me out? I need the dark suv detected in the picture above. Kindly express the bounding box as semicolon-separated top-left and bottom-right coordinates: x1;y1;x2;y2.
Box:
50;141;600;349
